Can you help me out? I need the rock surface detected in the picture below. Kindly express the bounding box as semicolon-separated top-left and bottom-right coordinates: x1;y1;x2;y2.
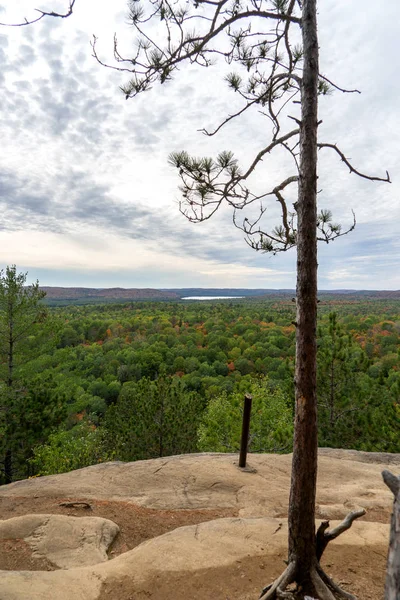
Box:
0;449;399;600
2;450;399;519
0;514;119;569
0;517;390;600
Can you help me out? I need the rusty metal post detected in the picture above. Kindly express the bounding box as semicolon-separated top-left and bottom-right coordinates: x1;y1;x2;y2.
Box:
239;394;252;468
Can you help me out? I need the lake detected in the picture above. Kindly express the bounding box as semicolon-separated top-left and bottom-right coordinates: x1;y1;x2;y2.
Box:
182;296;245;300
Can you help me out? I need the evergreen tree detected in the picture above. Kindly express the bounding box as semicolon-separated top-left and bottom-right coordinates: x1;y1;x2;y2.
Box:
317;312;361;446
102;376;204;461
0;266;47;483
317;313;400;452
8;377;67;479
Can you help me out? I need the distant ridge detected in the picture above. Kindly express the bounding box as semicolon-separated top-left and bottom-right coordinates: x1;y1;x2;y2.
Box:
40;287;180;302
39;286;400;306
164;288;400;299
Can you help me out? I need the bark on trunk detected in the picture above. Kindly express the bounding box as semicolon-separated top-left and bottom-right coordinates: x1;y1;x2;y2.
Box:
382;470;400;600
288;0;319;583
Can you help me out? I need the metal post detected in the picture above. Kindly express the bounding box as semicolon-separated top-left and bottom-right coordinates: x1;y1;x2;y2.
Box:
239;394;252;468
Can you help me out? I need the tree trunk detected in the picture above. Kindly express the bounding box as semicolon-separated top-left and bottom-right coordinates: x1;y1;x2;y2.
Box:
5;308;14;483
288;0;319;586
4;448;12;485
7;336;13;388
329;356;335;428
7;300;14;388
382;470;400;600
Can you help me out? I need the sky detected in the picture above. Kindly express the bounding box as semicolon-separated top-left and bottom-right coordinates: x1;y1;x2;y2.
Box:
0;0;398;290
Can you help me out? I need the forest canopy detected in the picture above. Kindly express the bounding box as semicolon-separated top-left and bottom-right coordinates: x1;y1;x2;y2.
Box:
1;294;397;482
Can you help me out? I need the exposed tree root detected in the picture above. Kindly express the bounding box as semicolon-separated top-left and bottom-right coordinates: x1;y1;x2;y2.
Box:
310;568;336;600
317;565;356;600
259;562;296;599
260;564;354;600
259;509;366;600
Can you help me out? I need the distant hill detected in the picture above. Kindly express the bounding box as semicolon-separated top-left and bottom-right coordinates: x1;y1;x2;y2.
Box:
164;288;293;297
315;290;400;299
165;288;400;300
40;287;180;305
40;286;400;306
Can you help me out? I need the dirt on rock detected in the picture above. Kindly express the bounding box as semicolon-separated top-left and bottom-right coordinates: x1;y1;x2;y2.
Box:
98;544;387;600
0;538;55;572
0;496;237;564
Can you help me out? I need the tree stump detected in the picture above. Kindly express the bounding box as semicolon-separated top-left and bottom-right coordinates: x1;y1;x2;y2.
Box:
382;470;400;600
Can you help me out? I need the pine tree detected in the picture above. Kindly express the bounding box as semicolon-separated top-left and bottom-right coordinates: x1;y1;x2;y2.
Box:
92;1;390;596
0;266;47;483
102;376;204;461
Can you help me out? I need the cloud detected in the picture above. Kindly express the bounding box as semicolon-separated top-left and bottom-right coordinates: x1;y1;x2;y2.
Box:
0;0;398;288
0;159;275;274
0;226;292;288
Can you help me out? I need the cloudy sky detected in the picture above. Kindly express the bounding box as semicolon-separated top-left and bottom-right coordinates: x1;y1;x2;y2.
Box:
0;0;398;290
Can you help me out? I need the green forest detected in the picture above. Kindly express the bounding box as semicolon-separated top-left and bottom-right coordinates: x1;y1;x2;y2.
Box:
1;270;399;485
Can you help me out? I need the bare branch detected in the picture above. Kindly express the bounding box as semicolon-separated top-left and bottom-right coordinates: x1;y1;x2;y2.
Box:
269;176;298;239
318;73;361;95
318;143;391;182
199;96;261;137
0;0;76;27
59;501;92;510
324;508;367;540
283;0;297;73
382;469;400;496
241;128;300;180
316;508;366;561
